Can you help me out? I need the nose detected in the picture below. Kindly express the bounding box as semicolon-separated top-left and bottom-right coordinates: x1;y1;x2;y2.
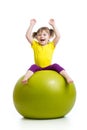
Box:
41;34;44;37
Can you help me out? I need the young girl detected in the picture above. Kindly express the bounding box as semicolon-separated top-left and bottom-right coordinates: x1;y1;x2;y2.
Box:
22;19;73;84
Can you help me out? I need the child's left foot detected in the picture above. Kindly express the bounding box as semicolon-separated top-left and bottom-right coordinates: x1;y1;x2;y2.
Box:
22;79;28;84
66;78;73;84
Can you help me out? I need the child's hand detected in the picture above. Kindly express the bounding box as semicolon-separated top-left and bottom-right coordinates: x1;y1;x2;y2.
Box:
30;19;36;25
49;19;55;26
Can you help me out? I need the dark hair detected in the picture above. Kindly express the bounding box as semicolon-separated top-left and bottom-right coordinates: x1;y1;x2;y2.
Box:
32;27;55;38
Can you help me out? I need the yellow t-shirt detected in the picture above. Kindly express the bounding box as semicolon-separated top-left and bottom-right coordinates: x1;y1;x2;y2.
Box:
31;40;55;68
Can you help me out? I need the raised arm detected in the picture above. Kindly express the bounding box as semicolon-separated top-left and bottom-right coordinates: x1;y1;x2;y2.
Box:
49;19;60;46
26;19;36;45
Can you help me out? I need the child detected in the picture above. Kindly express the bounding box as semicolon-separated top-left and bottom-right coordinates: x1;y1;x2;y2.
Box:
22;19;73;84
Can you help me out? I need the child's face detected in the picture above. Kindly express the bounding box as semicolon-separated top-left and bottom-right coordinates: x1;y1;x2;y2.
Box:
36;30;50;45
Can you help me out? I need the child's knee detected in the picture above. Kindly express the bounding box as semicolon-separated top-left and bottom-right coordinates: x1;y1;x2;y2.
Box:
28;64;41;72
52;63;64;73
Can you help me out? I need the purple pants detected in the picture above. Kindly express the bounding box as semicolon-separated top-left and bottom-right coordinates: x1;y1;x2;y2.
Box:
28;63;64;73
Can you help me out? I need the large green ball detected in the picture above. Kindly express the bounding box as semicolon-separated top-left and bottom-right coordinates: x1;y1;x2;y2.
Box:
13;70;76;119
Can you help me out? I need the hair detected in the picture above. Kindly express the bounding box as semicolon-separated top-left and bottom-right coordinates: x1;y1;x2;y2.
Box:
32;27;55;38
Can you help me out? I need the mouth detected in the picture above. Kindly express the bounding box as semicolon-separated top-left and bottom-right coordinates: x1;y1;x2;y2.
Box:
40;39;45;42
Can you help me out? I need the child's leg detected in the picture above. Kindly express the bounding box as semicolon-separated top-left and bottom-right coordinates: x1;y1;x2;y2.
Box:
22;70;34;84
52;63;73;83
44;63;73;83
22;64;42;84
59;70;73;83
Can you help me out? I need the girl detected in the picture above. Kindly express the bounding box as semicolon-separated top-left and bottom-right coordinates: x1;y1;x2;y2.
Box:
22;19;73;84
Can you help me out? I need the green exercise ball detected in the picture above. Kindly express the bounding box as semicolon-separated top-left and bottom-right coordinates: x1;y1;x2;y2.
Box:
13;70;76;119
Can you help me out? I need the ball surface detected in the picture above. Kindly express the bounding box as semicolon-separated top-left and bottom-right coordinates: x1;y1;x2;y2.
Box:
13;70;76;119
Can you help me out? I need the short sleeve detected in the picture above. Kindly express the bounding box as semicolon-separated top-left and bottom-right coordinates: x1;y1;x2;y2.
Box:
31;40;37;49
49;41;55;49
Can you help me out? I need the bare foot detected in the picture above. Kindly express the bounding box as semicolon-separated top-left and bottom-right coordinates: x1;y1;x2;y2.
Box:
66;78;73;84
22;79;28;84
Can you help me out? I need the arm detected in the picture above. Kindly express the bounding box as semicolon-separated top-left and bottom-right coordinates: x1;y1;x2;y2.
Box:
26;19;36;45
49;19;60;46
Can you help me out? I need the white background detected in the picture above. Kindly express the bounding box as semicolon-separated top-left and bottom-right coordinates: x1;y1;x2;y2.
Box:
0;0;87;129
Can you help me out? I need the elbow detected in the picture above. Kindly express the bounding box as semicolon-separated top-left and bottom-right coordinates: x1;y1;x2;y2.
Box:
25;33;28;39
55;33;61;41
57;35;61;41
58;34;61;41
58;33;61;39
25;34;32;44
25;33;29;41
